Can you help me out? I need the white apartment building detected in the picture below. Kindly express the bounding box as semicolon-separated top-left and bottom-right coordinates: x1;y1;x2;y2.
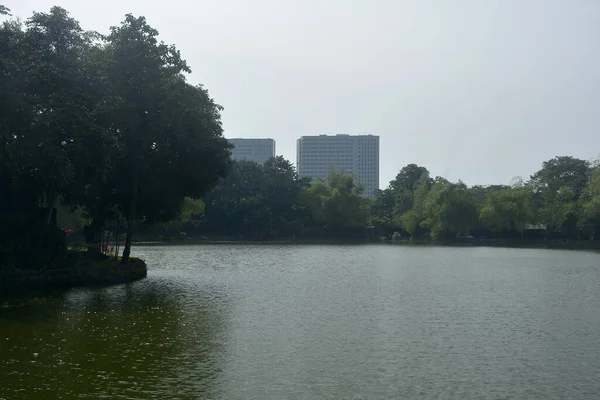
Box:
296;134;379;197
228;138;276;164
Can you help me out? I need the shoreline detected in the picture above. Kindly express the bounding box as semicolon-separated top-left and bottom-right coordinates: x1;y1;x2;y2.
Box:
131;238;600;251
0;256;147;302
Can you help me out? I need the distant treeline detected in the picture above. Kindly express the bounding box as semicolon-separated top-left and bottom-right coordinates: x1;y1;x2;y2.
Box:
139;155;600;243
370;157;600;241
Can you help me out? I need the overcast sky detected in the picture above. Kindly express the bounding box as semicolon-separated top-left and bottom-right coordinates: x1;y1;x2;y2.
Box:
6;0;600;187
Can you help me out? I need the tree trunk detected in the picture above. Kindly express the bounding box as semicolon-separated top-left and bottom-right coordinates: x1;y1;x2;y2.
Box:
121;160;139;264
122;213;135;263
46;192;56;225
84;218;104;258
114;216;122;260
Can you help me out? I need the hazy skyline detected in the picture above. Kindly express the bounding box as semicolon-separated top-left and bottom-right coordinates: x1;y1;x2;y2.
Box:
6;0;600;188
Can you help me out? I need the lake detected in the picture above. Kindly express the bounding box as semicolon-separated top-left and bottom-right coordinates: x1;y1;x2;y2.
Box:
1;245;600;399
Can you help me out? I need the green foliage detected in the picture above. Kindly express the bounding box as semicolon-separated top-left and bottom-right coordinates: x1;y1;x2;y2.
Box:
400;209;422;237
479;187;533;236
530;156;590;199
201;162;371;239
156;197;205;231
530;156;590;238
376;157;597;241
203;157;308;238
394;169;431;237
319;168;369;230
56;204;88;230
0;7;231;267
420;180;478;239
367;164;432;237
176;157;600;242
371;189;395;233
390;163;430;193
578;164;600;238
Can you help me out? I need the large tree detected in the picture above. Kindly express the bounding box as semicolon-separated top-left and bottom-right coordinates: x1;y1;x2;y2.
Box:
1;8;231;267
0;7;94;269
370;189;396;235
203;160;266;238
0;7;97;219
317;167;369;232
420;179;478;239
389;163;430;193
530;156;590;198
396;170;432;238
261;156;310;236
479;187;534;238
530;156;590;238
202;158;311;239
104;15;230;262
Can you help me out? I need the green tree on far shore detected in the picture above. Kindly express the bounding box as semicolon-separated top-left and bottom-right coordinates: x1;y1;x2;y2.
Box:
578;163;600;238
420;180;478;239
479;187;534;237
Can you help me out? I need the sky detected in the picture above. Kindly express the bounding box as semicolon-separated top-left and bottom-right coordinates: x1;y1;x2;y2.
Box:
5;0;600;188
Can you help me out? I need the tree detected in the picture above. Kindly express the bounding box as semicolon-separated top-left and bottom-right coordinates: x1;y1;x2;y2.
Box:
371;189;396;234
104;14;186;262
0;18;27;210
389;164;430;193
0;7;107;269
530;156;590;198
395;170;432;238
530;156;590;238
146;197;206;237
104;15;230;262
0;7;97;221
261;156;309;236
24;7;100;222
305;168;369;233
202;158;310;239
0;5;10;16
578;164;600;238
420;180;478;239
479;187;534;237
203;160;264;237
0;7;227;270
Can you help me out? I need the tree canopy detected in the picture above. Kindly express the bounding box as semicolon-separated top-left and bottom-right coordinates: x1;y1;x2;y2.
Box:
363;157;599;241
0;7;231;269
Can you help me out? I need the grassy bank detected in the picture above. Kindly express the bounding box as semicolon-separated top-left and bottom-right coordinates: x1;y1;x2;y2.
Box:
0;253;147;301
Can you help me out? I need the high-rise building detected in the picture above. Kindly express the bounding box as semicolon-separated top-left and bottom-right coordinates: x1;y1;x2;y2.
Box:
228;138;276;164
296;134;379;197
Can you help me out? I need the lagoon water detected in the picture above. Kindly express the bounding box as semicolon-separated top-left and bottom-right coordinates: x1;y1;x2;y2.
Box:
2;245;600;399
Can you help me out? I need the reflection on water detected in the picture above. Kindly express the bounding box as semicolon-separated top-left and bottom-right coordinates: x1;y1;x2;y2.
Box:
0;276;228;399
2;245;600;399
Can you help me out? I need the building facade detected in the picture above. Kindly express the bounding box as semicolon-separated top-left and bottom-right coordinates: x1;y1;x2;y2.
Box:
228;138;276;164
296;134;379;197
